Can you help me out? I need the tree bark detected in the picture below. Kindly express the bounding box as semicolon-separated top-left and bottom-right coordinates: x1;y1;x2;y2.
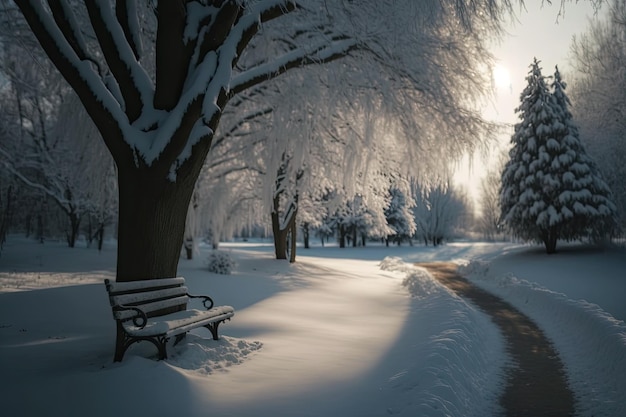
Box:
36;211;44;243
66;210;80;248
271;208;298;261
97;223;104;251
0;186;13;247
543;227;558;254
338;224;346;248
289;220;297;263
271;188;286;259
115;170;196;281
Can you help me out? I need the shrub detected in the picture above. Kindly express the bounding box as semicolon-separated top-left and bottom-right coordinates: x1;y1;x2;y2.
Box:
207;251;236;275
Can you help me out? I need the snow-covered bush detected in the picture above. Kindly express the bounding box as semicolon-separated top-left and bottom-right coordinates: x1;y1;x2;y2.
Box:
401;268;441;299
379;256;412;273
206;251;236;275
457;260;490;278
379;256;440;298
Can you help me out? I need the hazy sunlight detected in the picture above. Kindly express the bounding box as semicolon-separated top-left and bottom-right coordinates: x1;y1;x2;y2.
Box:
493;64;511;90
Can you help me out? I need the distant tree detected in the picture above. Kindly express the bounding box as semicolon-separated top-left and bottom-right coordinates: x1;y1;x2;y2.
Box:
271;154;302;262
384;187;416;246
0;38;65;242
0;180;13;254
0;89;115;248
330;195;370;248
298;191;330;250
413;179;469;246
500;60;617;253
569;0;626;233
477;156;506;241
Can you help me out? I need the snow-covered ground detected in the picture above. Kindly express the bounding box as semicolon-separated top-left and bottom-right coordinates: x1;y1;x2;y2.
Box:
0;236;624;417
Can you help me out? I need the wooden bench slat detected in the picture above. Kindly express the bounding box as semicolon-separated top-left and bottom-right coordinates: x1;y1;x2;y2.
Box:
110;286;188;307
113;295;189;320
122;306;235;337
105;277;185;294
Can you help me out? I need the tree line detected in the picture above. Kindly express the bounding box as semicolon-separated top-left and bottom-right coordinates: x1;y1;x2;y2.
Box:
1;1;623;269
1;0;505;271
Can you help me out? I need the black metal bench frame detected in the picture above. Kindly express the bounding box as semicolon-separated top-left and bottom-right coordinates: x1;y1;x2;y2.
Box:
104;277;234;362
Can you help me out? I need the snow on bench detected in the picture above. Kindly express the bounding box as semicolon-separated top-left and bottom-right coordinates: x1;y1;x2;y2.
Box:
104;277;234;362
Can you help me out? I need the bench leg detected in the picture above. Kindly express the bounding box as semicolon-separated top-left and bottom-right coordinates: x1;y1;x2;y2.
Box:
114;323;128;362
113;323;169;362
205;321;222;340
154;336;168;360
173;333;186;346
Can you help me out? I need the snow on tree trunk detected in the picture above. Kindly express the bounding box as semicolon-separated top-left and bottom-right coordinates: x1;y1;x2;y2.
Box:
271;209;287;260
271;200;298;261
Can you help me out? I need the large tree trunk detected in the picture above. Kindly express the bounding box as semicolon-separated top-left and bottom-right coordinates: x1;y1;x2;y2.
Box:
116;171;196;282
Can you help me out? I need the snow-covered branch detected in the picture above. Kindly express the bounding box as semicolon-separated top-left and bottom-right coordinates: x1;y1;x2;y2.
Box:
85;0;153;122
230;37;357;96
13;0;133;163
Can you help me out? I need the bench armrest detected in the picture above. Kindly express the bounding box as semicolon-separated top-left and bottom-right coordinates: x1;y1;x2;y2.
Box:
187;293;214;310
115;304;148;329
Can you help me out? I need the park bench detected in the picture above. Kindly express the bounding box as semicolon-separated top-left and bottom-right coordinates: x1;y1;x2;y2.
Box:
104;277;234;362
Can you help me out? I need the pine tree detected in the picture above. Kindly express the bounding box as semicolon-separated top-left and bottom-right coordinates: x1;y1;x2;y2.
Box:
500;59;617;253
550;66;617;242
384;187;416;246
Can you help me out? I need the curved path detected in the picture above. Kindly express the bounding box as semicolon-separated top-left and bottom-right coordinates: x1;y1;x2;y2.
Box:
419;262;575;417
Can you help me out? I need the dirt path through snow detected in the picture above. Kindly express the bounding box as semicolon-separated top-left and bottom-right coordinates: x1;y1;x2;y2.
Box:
419;262;575;417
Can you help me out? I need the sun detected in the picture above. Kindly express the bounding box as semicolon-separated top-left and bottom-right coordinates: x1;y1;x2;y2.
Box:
493;64;511;89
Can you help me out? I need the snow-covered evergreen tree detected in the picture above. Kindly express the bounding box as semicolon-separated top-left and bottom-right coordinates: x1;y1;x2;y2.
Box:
500;60;617;253
384;187;416;246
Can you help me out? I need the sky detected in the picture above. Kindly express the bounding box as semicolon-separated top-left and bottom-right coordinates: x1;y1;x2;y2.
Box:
487;1;605;127
455;1;607;207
